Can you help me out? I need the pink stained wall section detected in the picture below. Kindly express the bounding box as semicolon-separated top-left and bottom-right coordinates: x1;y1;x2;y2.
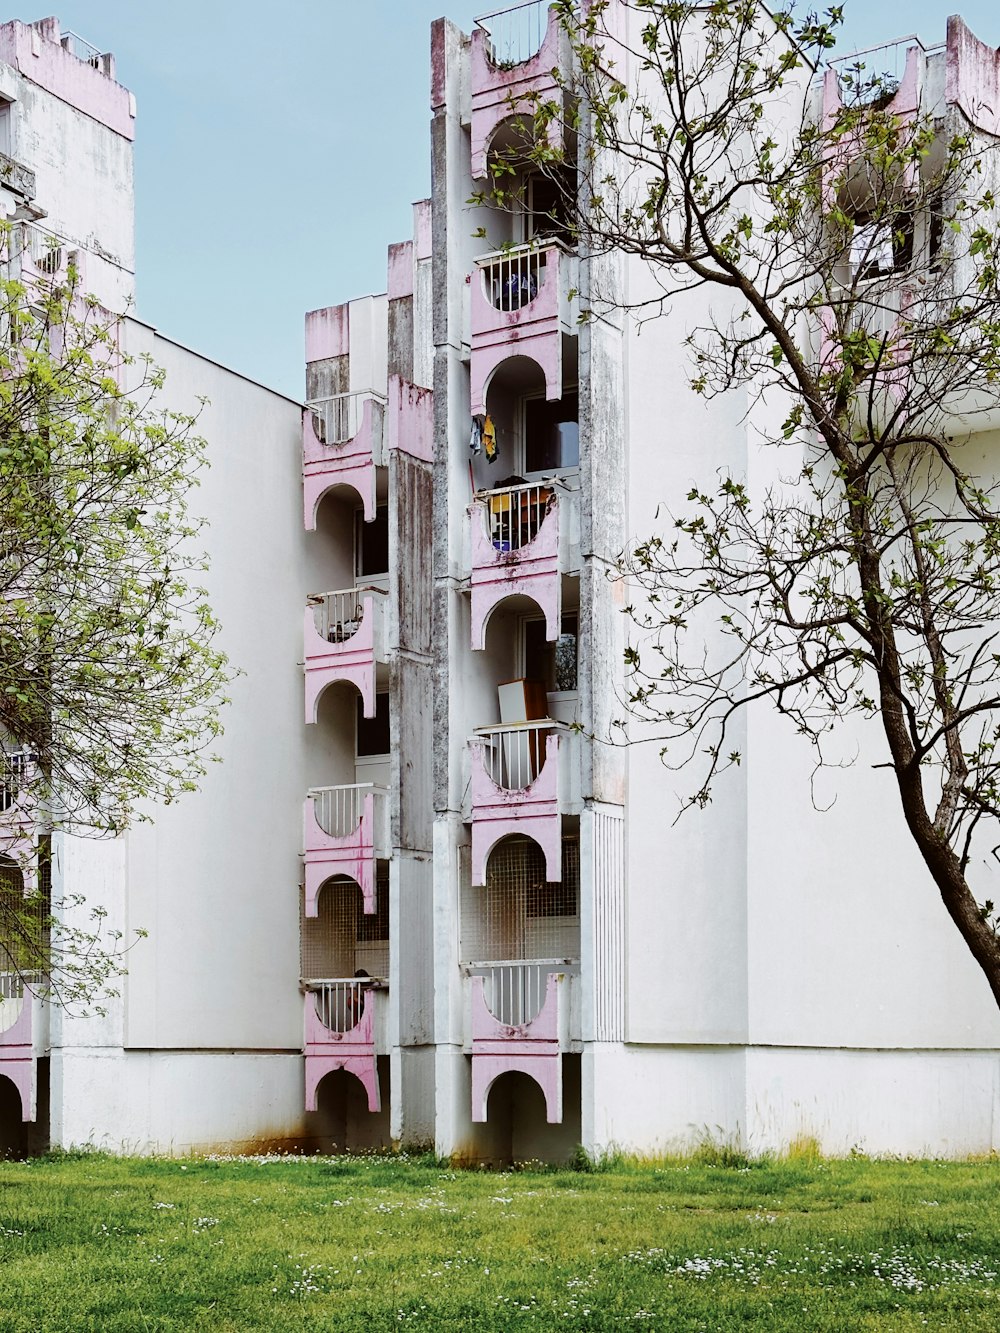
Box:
946;16;1000;137
0;19;134;141
305;304;349;365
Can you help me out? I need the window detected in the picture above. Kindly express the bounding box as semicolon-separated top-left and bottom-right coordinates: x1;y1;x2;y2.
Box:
526;171;574;246
524;613;578;693
850;213;914;281
524;393;579;474
356;691;390;757
355;504;389;579
0;102;10;160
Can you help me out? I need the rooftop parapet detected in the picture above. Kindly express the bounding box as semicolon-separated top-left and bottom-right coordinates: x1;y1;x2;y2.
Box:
0;18;135;141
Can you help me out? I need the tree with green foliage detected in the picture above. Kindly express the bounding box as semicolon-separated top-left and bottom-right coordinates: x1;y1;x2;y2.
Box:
497;0;1000;1009
0;224;229;1008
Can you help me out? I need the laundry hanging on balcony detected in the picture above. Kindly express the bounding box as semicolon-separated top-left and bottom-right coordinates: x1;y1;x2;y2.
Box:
470;412;498;464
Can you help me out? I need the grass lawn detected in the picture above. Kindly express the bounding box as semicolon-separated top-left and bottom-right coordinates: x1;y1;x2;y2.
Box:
0;1150;999;1330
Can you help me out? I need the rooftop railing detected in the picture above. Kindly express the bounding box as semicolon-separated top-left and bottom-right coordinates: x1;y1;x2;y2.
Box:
827;35;941;104
475;0;550;67
60;30;103;68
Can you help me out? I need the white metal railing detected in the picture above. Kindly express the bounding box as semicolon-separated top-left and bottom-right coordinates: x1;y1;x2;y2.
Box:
19;221;67;275
306;390;386;448
477;242;553;312
478;480;555;551
0;751;27;814
471;960;570;1027
0;970;23;1002
474;719;557;790
60;30;103;67
476;0;550;67
308;587;386;645
308;783;385;840
307;978;378;1034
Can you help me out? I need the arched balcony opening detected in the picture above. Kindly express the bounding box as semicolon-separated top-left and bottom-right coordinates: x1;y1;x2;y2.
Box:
309;1063;392;1154
0;1073;27;1157
476;355;578;488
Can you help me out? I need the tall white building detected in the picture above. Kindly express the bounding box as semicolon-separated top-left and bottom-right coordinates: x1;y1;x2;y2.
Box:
4;6;1000;1161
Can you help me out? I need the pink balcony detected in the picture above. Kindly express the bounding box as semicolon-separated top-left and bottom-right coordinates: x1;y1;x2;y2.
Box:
0;983;43;1122
470;723;568;887
15;220;82;295
470;242;577;415
304;979;385;1113
303;784;389;919
303;391;386;530
469;964;573;1122
304;588;387;723
470;3;570;179
469;481;565;650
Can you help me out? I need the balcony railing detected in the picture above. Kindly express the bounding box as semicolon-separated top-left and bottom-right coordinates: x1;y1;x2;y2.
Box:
308;783;385;841
0;752;28;813
305;978;379;1034
473;720;554;790
475;0;550;67
306;390;386;448
18;221;69;276
308;587;386;646
469;959;574;1028
477;480;555;552
477;244;552;313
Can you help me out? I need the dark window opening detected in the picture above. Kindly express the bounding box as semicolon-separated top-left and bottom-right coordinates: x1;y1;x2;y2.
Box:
524;613;578;694
355;504;389;578
851;212;914;280
524;393;579;473
356;691;390;757
527;171;575;246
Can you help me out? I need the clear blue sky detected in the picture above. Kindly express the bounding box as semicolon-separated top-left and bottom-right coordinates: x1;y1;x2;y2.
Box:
34;1;1000;399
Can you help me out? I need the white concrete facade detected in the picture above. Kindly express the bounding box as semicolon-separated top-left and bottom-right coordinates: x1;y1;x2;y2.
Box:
5;7;1000;1161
